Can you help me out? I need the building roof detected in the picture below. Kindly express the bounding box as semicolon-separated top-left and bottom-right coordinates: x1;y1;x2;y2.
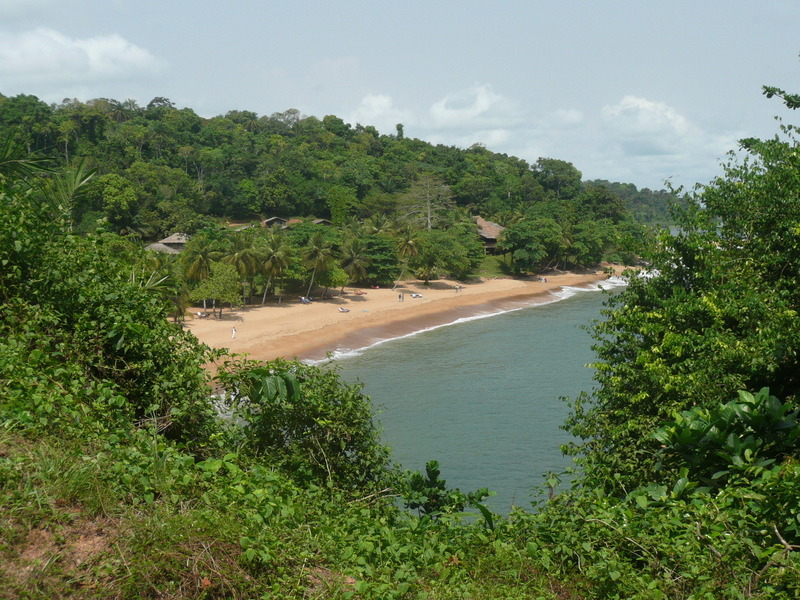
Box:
145;242;181;254
473;216;505;240
159;233;190;245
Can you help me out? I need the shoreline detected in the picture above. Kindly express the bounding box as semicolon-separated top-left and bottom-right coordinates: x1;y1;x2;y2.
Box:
185;268;621;364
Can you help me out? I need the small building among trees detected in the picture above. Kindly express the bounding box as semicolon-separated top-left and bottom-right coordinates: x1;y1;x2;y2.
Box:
145;233;190;254
473;216;505;254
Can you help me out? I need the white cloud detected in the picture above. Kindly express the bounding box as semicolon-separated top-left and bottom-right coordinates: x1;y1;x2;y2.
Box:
429;84;518;130
601;95;695;156
349;93;411;134
0;27;164;86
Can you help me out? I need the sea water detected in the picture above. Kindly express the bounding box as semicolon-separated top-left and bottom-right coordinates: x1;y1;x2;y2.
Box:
329;278;626;513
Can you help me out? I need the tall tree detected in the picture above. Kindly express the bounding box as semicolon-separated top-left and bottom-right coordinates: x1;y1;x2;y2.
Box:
398;173;454;230
220;233;262;305
302;231;335;297
257;230;292;304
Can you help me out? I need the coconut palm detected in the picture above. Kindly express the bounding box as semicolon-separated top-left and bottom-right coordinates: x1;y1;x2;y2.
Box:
258;232;292;304
41;159;95;232
182;240;221;283
131;253;189;322
392;226;421;289
339;237;370;289
221;235;262;305
362;214;394;236
302;231;335;298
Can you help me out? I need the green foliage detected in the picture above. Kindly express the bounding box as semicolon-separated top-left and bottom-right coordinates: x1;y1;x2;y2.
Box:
566;121;800;490
402;460;492;521
655;388;800;488
497;217;564;273
189;261;241;312
0;93;667;249
216;359;393;489
9;85;800;598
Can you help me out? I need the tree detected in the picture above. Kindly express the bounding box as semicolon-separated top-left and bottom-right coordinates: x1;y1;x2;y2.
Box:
189;261;240;318
576;183;627;223
41;159;96;232
497;217;565;274
362;234;401;285
257;230;292;303
393;226;421;289
410;227;482;282
398;173;454;230
531;157;582;199
339;237;370;286
220;233;262;305
96;173;140;234
216;359;392;488
302;230;336;297
566;114;800;492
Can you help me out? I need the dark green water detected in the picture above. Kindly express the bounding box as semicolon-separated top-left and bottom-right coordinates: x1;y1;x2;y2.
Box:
331;280;625;513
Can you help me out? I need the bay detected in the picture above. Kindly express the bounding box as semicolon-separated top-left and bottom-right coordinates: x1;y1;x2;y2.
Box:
332;279;624;513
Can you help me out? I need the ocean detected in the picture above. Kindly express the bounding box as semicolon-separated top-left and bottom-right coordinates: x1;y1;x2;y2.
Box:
325;277;627;513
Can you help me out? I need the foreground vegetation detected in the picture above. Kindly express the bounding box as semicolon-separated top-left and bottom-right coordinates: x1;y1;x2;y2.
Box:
2;84;800;598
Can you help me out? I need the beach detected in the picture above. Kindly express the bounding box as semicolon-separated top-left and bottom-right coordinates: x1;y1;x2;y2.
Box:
185;269;616;363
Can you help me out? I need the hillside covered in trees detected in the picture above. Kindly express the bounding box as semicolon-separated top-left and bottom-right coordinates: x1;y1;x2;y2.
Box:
0;94;679;235
3;85;799;598
0;93;681;305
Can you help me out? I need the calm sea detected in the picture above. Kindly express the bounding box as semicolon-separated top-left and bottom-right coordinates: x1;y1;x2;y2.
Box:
325;278;626;513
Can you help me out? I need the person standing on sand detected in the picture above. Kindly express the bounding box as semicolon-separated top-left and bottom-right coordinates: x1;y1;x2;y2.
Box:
231;326;237;339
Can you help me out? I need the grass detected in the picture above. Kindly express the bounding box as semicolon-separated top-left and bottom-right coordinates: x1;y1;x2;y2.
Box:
476;253;510;279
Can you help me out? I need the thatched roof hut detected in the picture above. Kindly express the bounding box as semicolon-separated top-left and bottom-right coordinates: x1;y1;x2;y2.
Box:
473;216;505;253
144;242;181;254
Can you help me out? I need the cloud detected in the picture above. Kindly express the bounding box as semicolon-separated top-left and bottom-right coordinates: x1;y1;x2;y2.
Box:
429;84;513;129
349;93;411;134
0;27;164;86
601;95;694;156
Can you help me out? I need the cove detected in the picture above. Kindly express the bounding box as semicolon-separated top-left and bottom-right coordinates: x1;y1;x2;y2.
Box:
333;281;623;513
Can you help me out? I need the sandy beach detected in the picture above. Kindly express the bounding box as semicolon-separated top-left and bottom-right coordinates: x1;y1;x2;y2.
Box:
185;268;617;363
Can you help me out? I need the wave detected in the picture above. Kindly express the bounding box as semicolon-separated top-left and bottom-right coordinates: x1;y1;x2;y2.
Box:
306;275;629;365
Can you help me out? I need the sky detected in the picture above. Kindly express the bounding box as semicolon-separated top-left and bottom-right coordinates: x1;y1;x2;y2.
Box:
1;0;799;191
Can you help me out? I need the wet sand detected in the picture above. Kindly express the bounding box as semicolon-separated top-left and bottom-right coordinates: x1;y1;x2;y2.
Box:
185;269;617;363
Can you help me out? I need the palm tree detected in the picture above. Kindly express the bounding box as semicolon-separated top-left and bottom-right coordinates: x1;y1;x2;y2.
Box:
339;238;370;290
132;253;188;322
302;231;335;298
221;234;262;306
41;159;95;232
393;226;421;290
258;232;292;304
0;135;52;185
362;214;394;236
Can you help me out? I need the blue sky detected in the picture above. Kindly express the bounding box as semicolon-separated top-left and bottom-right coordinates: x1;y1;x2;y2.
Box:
1;0;798;190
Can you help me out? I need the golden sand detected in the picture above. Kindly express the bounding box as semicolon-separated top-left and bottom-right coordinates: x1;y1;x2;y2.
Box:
185;269;615;363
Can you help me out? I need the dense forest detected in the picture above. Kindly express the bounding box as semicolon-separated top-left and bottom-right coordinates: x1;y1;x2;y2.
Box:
0;93;680;302
2;84;800;598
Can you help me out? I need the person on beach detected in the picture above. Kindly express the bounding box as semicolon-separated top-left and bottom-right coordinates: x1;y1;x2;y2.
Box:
231;326;237;339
